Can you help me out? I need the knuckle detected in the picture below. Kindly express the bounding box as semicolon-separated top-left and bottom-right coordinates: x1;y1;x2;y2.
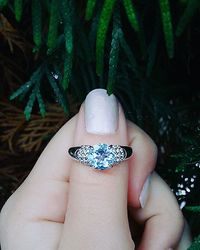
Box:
0;198;11;234
140;132;158;160
0;193;18;232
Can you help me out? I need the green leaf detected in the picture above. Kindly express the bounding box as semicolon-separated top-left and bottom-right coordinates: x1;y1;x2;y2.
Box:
47;0;59;49
185;206;200;213
119;32;140;78
60;0;73;54
24;82;40;120
107;17;120;95
159;0;174;58
46;69;68;113
14;0;23;22
10;81;34;100
123;0;139;32
146;15;159;77
85;0;97;21
10;65;43;100
175;164;186;173
96;0;117;76
62;51;73;90
176;0;200;37
0;0;8;9
36;90;46;117
32;0;42;48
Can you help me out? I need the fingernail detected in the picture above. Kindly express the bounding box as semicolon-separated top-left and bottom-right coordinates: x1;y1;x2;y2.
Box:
139;174;152;208
85;89;119;134
168;248;174;250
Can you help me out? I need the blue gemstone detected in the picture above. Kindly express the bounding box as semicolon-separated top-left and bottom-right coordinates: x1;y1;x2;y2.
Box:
88;144;115;170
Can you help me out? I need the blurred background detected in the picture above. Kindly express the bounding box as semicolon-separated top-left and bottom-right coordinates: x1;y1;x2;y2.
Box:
0;0;199;248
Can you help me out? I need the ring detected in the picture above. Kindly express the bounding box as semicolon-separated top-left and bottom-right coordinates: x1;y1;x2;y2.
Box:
68;143;133;170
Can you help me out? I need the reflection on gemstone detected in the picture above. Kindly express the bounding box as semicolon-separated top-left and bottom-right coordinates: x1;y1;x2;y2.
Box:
88;143;115;170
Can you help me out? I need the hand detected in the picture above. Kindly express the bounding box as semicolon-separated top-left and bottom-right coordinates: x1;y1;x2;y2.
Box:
0;89;191;249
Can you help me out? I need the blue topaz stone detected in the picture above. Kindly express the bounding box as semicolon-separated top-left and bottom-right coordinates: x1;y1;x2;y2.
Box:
88;143;115;170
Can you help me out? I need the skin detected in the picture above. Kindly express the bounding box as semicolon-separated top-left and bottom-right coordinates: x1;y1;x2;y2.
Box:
0;104;191;250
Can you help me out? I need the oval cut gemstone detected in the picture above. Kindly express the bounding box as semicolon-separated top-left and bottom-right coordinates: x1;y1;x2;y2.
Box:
88;143;115;170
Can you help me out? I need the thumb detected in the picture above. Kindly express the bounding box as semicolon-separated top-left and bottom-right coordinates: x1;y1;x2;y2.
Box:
59;89;134;250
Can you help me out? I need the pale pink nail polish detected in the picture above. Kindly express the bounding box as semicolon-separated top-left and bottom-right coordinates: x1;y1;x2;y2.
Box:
85;89;118;134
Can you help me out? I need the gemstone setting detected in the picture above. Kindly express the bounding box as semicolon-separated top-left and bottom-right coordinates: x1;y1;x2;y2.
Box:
75;143;127;170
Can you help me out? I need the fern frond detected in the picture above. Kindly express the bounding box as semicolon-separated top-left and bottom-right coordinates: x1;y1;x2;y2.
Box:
146;16;159;77
60;0;73;54
176;0;200;37
32;0;42;48
10;66;43;100
24;82;40;120
46;69;68;113
107;15;120;95
62;51;73;90
85;0;97;21
119;33;139;78
14;0;23;22
159;0;174;58
36;89;46;117
47;0;59;49
10;81;33;100
123;0;139;32
96;0;117;76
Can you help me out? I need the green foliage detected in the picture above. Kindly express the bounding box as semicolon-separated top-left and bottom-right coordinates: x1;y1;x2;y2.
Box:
32;0;42;48
119;32;139;77
10;64;68;120
36;89;46;117
146;14;159;77
46;69;68;113
0;0;7;9
14;0;23;22
24;81;40;120
47;0;59;49
172;134;200;173
10;66;44;120
122;0;139;32
107;11;121;94
62;51;73;90
85;0;97;21
96;0;117;76
60;0;74;55
159;0;174;58
0;0;197;117
171;131;200;248
186;206;200;213
176;0;200;37
188;235;200;250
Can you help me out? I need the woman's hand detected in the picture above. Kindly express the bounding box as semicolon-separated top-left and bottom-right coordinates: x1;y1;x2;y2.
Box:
0;89;191;249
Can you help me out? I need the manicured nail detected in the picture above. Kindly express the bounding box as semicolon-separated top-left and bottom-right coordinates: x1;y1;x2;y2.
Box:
85;89;118;134
139;174;151;208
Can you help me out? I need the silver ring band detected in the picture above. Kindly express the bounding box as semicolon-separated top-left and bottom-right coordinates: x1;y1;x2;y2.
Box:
68;143;133;170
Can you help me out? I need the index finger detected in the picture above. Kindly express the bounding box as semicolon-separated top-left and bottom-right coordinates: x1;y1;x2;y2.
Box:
28;114;77;183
